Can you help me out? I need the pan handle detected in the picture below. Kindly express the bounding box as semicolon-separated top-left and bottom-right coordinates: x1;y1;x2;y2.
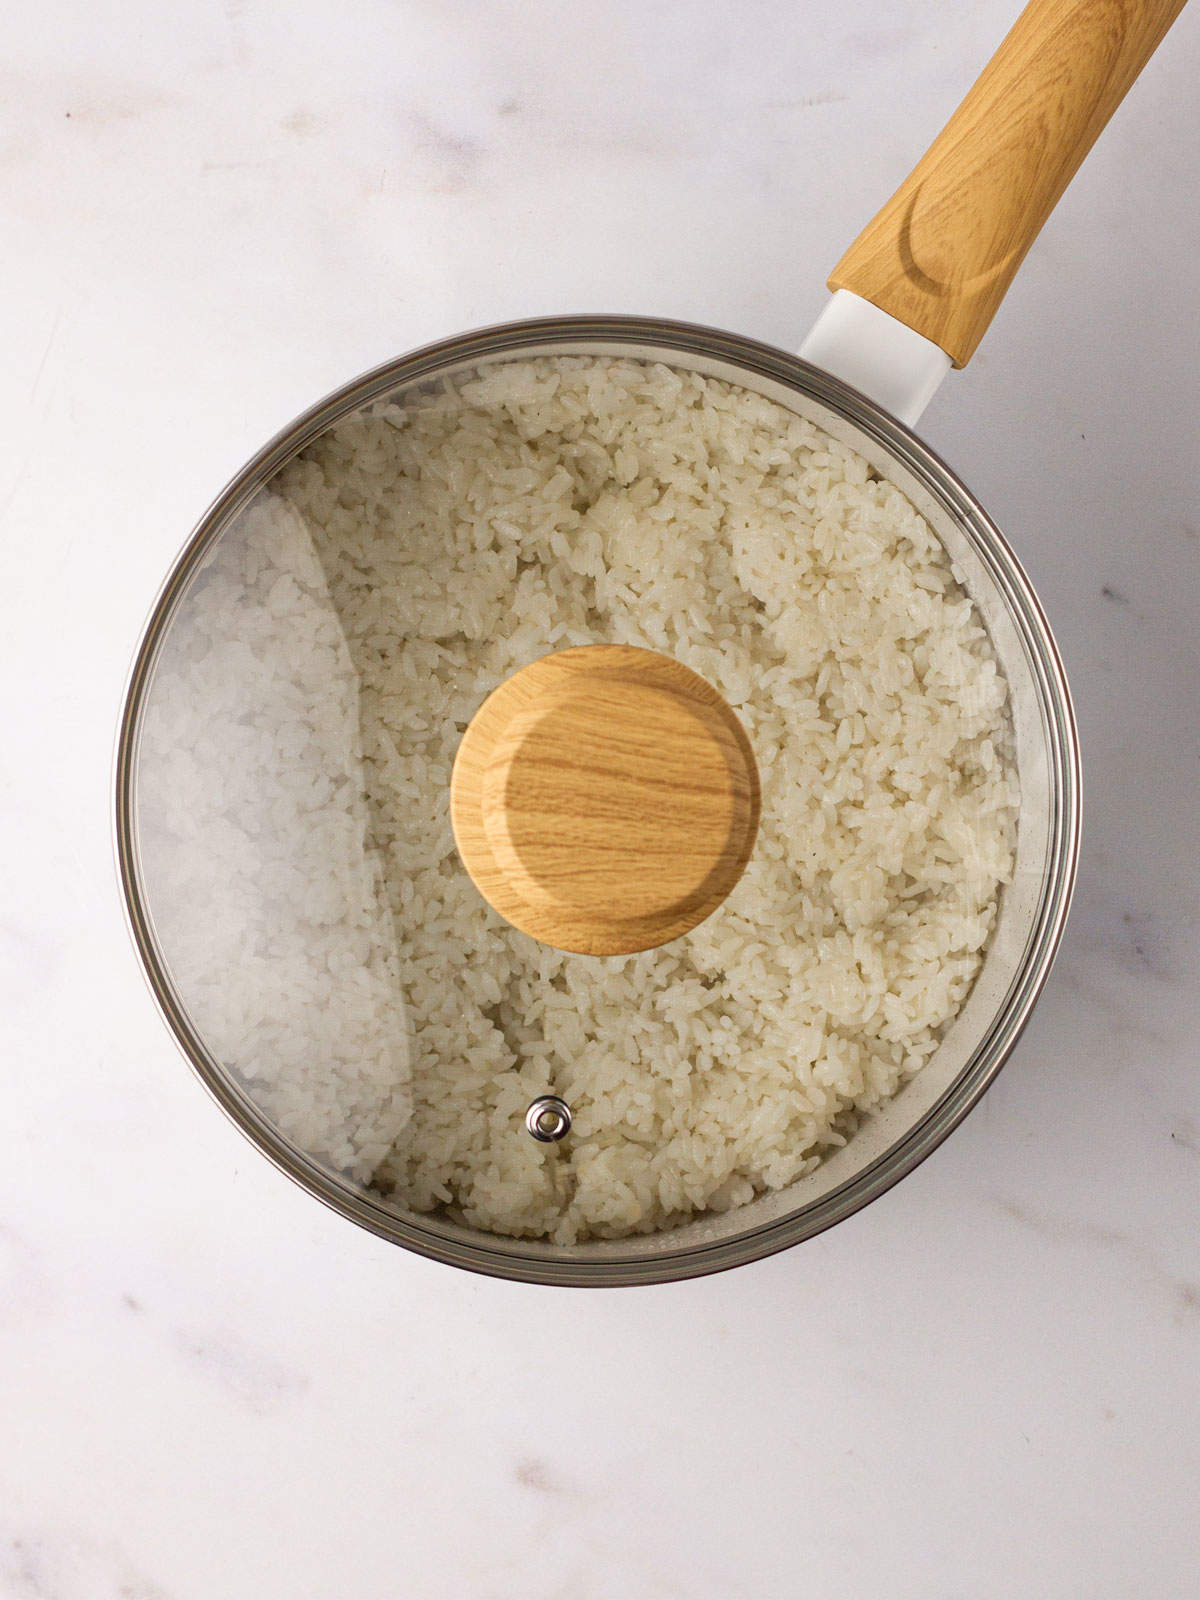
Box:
828;0;1186;370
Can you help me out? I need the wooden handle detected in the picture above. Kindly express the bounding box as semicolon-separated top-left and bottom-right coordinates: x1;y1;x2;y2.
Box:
829;0;1186;367
450;646;760;956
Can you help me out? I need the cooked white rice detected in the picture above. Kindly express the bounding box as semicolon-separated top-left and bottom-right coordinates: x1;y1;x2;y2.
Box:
139;356;1017;1243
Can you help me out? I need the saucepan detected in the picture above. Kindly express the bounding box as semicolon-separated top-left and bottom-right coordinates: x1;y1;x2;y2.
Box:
114;0;1183;1283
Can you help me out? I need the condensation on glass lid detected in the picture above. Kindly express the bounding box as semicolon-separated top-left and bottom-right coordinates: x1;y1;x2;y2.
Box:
136;489;415;1186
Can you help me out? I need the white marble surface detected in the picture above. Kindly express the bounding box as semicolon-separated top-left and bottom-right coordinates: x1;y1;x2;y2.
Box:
4;0;1199;1594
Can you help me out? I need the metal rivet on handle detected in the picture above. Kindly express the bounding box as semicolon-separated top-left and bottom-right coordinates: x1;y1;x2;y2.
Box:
525;1095;572;1143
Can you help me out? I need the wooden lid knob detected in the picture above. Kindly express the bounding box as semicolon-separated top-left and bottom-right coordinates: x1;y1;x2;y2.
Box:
450;646;760;956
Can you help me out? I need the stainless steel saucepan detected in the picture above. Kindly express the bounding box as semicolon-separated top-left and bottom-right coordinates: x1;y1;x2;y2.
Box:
115;0;1185;1283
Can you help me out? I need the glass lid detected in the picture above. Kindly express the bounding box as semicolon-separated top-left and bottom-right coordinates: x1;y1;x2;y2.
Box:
118;319;1078;1284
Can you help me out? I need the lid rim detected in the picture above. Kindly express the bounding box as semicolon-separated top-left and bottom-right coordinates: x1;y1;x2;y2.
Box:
112;313;1081;1287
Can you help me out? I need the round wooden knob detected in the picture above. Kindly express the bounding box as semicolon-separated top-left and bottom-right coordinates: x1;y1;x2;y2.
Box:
450;645;760;956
